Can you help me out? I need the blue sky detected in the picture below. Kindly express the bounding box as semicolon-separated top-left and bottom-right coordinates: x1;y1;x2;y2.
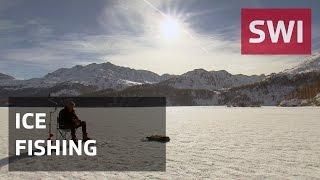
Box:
0;0;319;79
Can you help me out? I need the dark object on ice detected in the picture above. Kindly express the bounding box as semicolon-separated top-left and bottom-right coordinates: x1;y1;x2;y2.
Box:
146;135;170;143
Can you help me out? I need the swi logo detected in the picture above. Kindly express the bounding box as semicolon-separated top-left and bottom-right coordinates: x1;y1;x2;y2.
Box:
241;9;311;55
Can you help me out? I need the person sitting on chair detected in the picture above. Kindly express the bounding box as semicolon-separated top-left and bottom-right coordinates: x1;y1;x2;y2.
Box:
58;101;91;141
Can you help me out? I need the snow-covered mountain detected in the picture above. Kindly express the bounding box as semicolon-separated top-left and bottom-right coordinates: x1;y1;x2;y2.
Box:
223;54;320;106
0;73;14;81
0;62;174;90
160;69;265;90
42;62;174;89
0;62;264;93
1;54;320;106
284;53;320;74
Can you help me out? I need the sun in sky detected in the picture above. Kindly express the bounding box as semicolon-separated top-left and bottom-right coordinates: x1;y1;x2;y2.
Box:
160;17;182;41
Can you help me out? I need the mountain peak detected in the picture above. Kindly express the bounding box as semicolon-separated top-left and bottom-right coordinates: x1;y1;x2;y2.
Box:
0;73;15;80
100;61;114;66
103;61;113;65
183;68;208;75
214;70;230;75
193;68;207;72
38;61;172;90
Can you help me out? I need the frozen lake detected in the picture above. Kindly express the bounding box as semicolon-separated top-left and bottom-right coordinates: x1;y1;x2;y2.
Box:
1;106;320;179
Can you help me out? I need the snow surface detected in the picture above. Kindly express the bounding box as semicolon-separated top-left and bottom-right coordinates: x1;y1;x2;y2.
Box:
1;107;320;179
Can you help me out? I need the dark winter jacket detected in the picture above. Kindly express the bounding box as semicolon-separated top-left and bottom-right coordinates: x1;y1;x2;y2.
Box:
58;107;78;129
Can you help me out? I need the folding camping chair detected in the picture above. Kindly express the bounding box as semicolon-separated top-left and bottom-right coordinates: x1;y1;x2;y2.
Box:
56;116;72;140
47;96;75;140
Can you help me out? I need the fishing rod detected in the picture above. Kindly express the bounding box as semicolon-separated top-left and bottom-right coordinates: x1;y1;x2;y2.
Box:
47;93;58;140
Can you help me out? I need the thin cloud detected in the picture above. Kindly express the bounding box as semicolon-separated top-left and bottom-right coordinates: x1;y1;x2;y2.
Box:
0;0;318;78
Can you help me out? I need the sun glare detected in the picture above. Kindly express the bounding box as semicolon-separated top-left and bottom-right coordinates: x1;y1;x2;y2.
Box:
160;17;181;41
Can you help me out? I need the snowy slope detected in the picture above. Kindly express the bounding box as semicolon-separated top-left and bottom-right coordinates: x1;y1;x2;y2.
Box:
160;69;265;90
0;73;14;81
284;53;320;74
220;71;320;106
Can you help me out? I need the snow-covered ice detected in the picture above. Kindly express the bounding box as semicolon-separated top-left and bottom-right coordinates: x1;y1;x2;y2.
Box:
0;106;320;179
